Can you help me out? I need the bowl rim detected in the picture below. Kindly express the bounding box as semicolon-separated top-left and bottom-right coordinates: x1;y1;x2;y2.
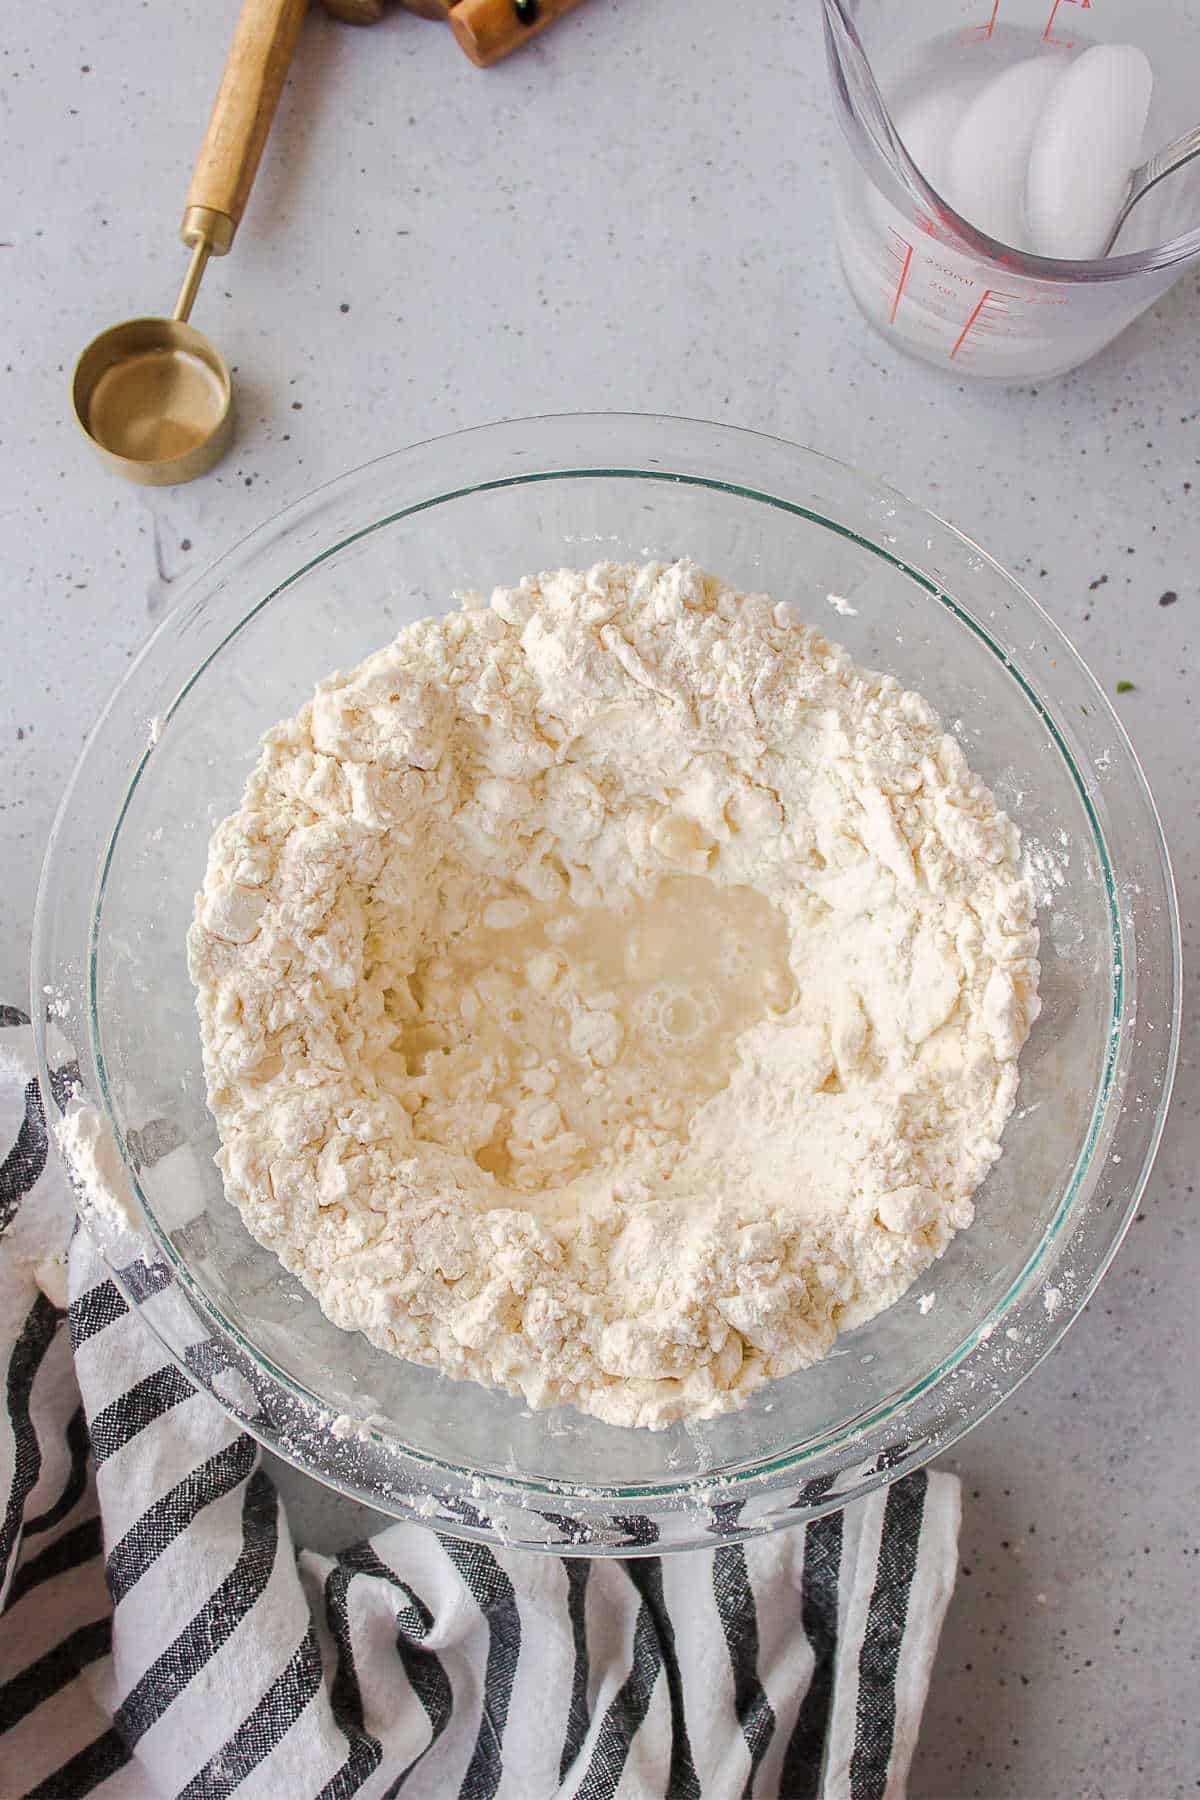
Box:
35;412;1182;1548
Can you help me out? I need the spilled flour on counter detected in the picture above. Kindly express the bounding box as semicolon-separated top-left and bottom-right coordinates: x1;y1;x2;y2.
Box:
189;560;1040;1429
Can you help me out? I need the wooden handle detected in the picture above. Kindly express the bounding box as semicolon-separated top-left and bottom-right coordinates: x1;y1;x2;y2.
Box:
320;0;384;21
321;0;585;63
187;0;307;245
448;0;584;66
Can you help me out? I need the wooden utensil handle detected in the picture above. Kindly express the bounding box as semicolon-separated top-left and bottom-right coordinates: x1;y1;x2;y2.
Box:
320;0;384;21
449;0;584;67
186;0;307;250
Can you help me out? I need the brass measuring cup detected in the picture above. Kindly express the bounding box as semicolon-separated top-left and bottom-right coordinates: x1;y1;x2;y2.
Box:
72;0;306;485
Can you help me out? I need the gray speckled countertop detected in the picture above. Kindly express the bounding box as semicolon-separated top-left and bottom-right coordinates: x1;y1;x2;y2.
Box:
4;2;1197;1792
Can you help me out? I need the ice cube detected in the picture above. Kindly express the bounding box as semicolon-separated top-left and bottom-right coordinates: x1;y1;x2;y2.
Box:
895;78;979;195
945;55;1067;249
1025;44;1153;259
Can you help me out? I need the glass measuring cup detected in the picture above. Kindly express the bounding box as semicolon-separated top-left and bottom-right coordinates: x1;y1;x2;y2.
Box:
823;0;1200;379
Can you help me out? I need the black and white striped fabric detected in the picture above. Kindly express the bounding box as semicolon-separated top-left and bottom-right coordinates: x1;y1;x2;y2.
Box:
1;1012;960;1799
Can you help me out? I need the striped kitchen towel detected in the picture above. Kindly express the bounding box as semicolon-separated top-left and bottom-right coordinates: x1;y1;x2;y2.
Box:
0;1011;960;1799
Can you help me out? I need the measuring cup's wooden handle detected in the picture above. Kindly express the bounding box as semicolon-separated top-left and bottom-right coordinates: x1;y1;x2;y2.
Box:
184;0;307;253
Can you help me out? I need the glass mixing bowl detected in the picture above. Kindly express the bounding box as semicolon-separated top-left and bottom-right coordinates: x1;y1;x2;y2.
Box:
34;414;1179;1554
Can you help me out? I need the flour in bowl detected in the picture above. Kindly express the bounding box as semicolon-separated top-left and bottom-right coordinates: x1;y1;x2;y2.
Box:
189;560;1040;1429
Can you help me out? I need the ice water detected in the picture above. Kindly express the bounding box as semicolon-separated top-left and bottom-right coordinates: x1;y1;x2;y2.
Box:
832;23;1189;378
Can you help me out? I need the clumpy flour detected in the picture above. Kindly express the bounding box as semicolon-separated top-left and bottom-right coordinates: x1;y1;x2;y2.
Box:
189;561;1040;1429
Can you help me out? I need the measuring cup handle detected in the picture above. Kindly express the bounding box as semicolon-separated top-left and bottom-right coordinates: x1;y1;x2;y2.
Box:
183;0;307;255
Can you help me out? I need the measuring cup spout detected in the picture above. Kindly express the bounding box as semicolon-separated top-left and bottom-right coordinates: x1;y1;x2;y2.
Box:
821;0;914;198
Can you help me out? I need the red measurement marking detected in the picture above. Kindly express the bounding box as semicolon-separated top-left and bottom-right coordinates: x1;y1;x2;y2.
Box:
1044;0;1090;47
888;236;915;323
964;0;1001;40
950;292;992;359
949;288;1020;359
